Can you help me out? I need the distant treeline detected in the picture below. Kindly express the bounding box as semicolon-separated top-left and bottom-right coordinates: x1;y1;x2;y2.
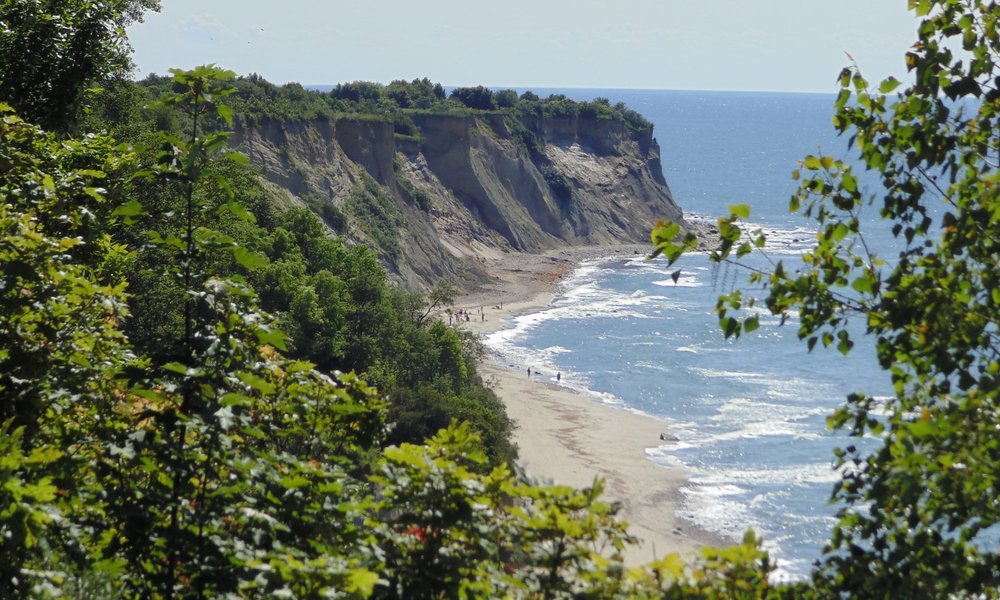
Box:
137;74;653;133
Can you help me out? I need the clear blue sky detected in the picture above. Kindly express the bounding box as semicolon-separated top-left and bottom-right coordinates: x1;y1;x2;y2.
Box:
128;1;919;93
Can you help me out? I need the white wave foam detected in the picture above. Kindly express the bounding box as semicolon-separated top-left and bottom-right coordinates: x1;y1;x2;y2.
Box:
652;275;703;288
678;485;752;542
690;463;838;487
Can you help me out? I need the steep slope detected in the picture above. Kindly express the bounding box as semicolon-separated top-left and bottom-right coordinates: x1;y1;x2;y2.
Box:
231;111;685;289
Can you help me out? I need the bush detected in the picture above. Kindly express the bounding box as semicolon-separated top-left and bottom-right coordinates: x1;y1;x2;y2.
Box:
321;199;348;232
541;164;572;203
345;174;405;259
450;86;496;111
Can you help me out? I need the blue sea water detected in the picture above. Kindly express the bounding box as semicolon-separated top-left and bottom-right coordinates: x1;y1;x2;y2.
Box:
485;90;895;580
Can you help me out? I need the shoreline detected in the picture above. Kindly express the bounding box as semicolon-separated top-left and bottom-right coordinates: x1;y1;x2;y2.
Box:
455;244;727;565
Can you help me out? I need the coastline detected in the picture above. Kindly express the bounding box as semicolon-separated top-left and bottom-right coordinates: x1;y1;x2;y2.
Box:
456;244;725;566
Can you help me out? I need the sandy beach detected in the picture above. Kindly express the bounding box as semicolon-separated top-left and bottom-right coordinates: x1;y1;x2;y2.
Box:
454;245;723;565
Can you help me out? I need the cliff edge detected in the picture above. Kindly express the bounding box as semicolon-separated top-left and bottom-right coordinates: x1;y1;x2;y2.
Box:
231;111;685;289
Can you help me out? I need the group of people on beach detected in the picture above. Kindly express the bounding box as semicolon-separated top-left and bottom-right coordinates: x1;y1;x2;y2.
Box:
449;306;487;325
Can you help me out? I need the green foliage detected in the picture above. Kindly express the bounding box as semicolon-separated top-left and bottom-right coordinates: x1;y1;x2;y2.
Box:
803;4;999;596
450;85;497;110
579;96;615;120
654;2;1000;597
394;169;433;212
345;173;406;259
541;164;573;204
0;110;132;431
321;199;350;232
0;111;120;596
614;101;654;133
0;80;776;594
504;113;546;157
186;73;656;154
229;74;340;126
0;422;63;598
541;94;579;119
0;0;160;133
93;65;387;598
371;423;776;598
0;9;797;596
417;279;458;325
494;88;519;109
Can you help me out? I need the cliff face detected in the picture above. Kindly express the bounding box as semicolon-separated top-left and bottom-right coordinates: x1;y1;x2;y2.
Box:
231;112;684;289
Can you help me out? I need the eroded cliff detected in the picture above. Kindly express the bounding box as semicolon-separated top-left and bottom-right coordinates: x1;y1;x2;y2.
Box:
231;111;685;289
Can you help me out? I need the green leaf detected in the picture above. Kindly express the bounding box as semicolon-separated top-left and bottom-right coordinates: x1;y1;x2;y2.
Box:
111;199;144;224
842;172;857;193
727;204;751;219
232;247;268;270
280;475;311;489
852;275;874;294
224;201;256;223
721;316;740;339
224;151;250;167
879;76;901;94
216;103;234;126
220;392;252;407
651;221;681;244
909;419;934;438
237;372;276;395
346;569;380;595
256;328;288;350
837;331;854;355
84;186;107;202
162;361;189;375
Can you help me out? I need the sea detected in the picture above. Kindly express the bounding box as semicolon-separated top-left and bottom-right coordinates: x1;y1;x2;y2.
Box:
483;89;896;581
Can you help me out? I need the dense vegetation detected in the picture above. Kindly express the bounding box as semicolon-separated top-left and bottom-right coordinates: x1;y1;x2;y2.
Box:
140;71;654;136
4;0;996;597
0;2;774;598
653;0;1000;597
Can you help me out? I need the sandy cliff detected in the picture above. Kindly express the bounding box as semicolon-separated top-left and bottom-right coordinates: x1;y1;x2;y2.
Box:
231;112;685;289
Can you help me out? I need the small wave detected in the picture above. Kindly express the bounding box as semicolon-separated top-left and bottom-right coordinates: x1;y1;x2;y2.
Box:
690;463;839;487
651;276;703;288
687;367;771;381
678;485;752;542
690;423;822;444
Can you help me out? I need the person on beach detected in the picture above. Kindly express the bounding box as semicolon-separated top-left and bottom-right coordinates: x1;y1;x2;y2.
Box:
527;368;531;377
557;372;561;382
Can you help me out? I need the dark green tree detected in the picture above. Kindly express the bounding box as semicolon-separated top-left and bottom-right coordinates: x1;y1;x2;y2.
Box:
0;0;160;133
450;86;497;111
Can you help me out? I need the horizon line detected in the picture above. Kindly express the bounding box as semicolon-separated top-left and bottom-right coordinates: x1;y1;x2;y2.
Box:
301;83;841;96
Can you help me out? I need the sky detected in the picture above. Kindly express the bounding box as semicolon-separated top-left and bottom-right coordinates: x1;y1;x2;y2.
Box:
128;1;920;93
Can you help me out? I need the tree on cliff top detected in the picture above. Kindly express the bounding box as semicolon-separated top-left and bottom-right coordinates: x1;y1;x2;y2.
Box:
653;0;1000;596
